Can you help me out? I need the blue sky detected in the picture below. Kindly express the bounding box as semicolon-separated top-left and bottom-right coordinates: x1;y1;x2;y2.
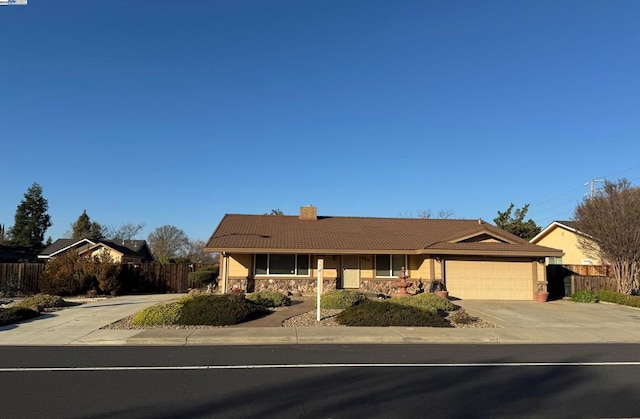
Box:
2;1;640;243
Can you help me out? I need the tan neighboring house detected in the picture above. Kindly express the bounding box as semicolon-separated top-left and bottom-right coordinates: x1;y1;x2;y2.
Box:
77;240;154;264
529;221;601;265
205;206;563;301
39;239;154;264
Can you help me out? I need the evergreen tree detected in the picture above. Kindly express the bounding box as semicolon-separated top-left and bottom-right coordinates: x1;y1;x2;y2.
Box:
71;210;104;240
8;182;52;252
494;203;541;240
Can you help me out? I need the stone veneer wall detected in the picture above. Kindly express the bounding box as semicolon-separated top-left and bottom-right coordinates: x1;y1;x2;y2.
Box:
228;278;337;295
360;279;426;295
228;277;430;296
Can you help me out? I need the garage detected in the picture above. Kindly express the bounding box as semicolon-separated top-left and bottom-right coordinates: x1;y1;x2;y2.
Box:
444;259;535;300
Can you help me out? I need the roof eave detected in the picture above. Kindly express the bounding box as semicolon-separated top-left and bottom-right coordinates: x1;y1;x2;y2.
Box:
205;247;563;258
205;247;420;255
424;248;564;258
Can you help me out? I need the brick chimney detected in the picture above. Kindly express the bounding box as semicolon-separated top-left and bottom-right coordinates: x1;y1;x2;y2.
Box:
299;205;317;220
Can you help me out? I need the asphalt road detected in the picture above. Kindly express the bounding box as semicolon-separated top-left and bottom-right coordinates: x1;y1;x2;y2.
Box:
1;344;639;418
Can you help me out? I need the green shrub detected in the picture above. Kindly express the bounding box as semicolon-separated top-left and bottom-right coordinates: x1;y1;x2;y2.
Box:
16;294;67;310
571;290;599;303
198;264;220;274
336;300;453;327
132;301;184;326
320;290;368;309
188;271;218;285
597;290;640;308
388;292;457;312
0;307;40;326
177;294;269;326
246;291;291;307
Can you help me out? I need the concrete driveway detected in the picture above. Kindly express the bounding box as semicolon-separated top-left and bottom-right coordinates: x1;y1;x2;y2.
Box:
455;298;640;342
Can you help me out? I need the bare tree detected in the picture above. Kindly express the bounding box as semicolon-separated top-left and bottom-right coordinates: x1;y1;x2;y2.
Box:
103;222;145;240
401;209;454;219
437;208;456;219
147;225;189;263
574;178;640;294
187;239;219;264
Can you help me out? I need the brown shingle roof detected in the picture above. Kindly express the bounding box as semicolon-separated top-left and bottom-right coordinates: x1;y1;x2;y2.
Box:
205;214;562;257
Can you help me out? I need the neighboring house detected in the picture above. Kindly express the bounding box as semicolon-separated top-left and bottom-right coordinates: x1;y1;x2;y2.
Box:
38;238;96;260
529;221;601;265
205;206;563;301
39;239;154;264
77;240;154;264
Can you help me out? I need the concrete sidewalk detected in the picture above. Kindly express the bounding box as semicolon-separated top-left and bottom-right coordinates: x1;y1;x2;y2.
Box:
2;295;640;345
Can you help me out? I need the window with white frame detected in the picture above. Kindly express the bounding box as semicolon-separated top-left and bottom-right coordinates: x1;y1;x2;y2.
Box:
375;254;406;277
255;254;310;276
548;256;563;265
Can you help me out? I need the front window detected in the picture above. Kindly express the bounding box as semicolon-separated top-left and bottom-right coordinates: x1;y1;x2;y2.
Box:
255;254;310;276
375;254;406;277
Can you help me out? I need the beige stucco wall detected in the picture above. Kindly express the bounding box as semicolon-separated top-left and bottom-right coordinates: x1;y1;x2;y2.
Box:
536;227;600;265
359;255;374;278
228;254;252;277
88;247;123;263
311;255;339;279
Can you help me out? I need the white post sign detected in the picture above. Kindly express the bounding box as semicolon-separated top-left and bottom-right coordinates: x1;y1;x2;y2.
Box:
316;258;324;322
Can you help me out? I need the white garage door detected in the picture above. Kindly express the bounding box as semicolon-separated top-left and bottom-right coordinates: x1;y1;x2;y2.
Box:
445;260;534;300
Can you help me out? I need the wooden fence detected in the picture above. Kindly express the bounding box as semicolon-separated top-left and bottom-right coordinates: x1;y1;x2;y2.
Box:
121;263;202;294
0;263;46;296
0;262;205;296
568;275;618;294
547;264;616;297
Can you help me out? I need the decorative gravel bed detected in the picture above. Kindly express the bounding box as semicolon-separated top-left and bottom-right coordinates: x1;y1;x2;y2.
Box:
282;309;495;328
282;309;344;327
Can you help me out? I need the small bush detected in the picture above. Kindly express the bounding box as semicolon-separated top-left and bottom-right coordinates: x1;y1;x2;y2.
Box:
597;290;640;308
388;292;457;312
0;307;40;326
320;290;368;309
188;271;218;285
571;290;599;303
198;264;220;275
132;301;184;326
177;294;268;326
336;300;453;327
246;291;291;307
16;294;66;310
447;309;476;325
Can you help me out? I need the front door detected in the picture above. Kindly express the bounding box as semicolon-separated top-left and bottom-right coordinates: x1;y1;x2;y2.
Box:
342;255;360;289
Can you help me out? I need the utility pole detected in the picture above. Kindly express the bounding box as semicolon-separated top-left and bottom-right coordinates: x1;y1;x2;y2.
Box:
584;178;605;198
